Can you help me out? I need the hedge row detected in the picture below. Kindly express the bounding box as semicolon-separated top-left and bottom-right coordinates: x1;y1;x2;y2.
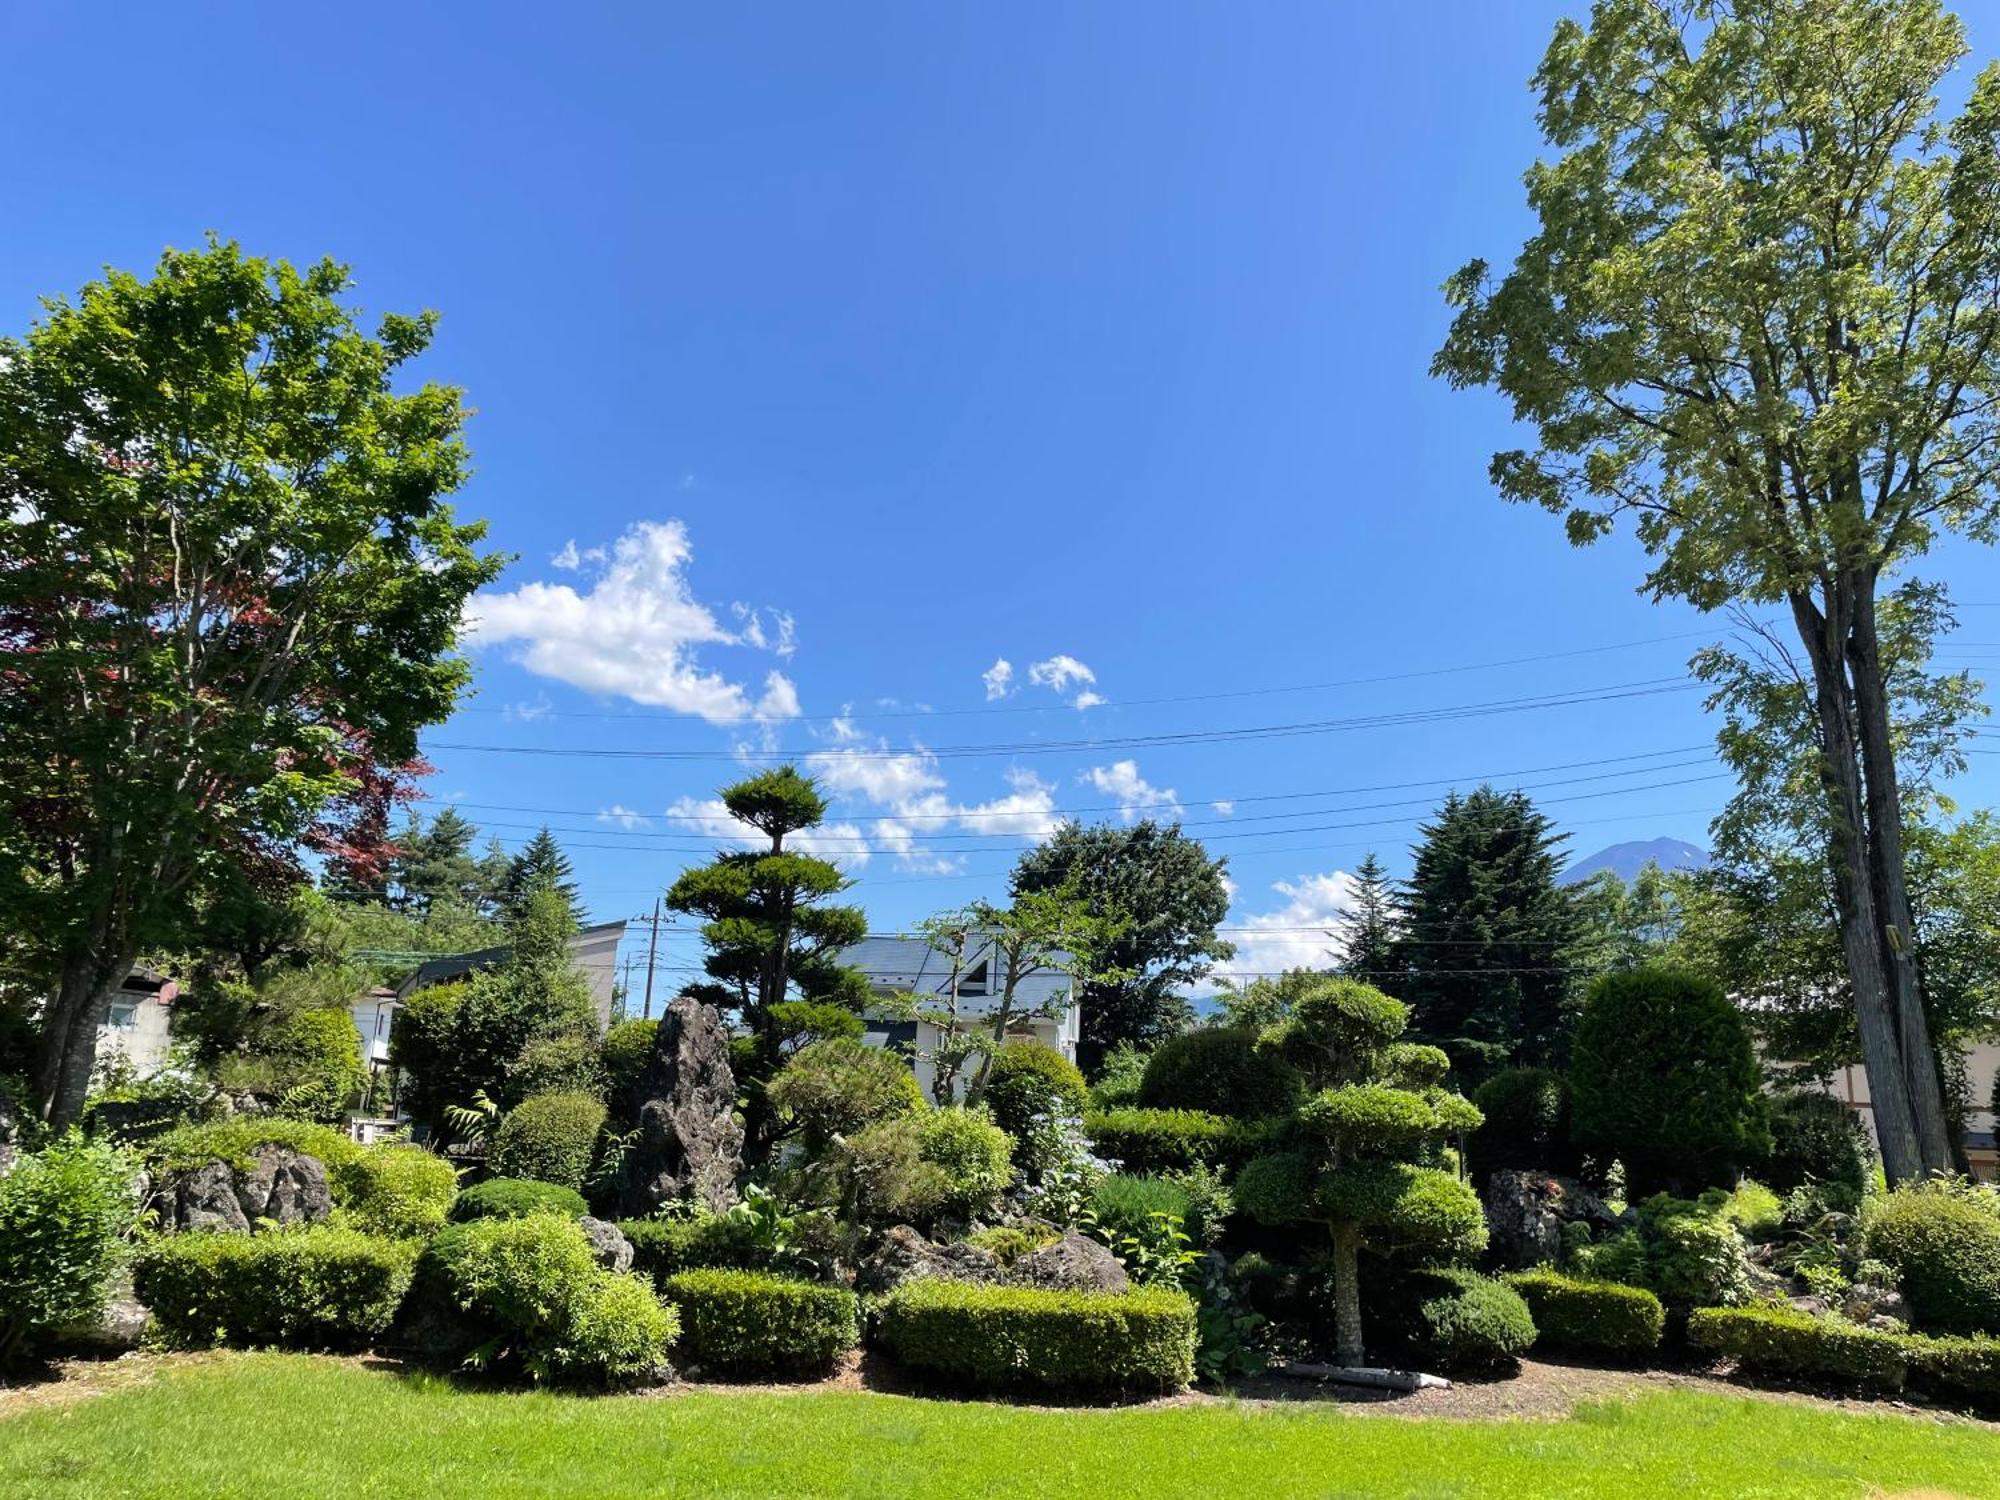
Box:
1505;1270;1665;1355
1687;1306;1908;1391
451;1178;588;1222
662;1269;858;1376
135;1227;418;1349
875;1278;1197;1394
1082;1109;1263;1173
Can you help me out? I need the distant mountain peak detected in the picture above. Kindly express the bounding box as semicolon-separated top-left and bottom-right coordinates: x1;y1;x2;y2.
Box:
1562;837;1709;885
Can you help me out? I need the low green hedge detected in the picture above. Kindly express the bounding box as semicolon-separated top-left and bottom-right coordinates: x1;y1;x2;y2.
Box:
621;1215;766;1282
335;1144;459;1238
1505;1270;1664;1355
1082;1109;1253;1173
876;1278;1197;1395
1687;1306;1907;1392
1905;1333;2000;1407
148;1118;363;1176
662;1269;859;1376
450;1178;588;1222
135;1227;418;1350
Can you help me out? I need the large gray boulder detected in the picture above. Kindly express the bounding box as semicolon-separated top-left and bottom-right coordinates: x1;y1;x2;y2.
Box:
579;1216;635;1274
160;1145;333;1232
1013;1229;1130;1293
856;1225;1005;1295
619;996;744;1215
1482;1169;1621;1270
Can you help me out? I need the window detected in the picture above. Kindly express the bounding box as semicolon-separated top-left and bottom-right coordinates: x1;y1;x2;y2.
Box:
106;999;139;1029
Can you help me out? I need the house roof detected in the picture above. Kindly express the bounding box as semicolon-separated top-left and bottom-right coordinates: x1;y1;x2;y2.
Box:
394;920;628;1000
838;934;1075;1014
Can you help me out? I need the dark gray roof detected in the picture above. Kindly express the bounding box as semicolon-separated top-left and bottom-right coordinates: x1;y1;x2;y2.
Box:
837;934;1074;1013
394;920;626;1001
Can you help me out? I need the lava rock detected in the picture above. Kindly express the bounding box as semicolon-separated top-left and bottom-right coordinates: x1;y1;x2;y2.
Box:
1012;1229;1131;1293
579;1216;635;1274
855;1224;1005;1295
619;996;744;1216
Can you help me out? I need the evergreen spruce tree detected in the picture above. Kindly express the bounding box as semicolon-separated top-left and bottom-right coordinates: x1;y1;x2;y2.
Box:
502;827;578;920
1337;852;1402;987
1396;788;1578;1074
390;807;480;913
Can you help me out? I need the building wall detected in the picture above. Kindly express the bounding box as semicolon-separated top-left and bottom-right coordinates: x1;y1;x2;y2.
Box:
92;982;176;1079
1814;1037;1999;1182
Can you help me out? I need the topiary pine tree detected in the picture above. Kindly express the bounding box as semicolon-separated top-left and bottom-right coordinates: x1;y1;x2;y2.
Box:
1234;977;1485;1368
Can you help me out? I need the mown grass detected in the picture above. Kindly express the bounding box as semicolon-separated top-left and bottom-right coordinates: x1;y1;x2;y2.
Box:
1;1352;1996;1499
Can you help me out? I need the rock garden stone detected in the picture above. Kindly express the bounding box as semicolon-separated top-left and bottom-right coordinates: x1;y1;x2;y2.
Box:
1482;1169;1622;1270
1012;1229;1130;1293
855;1224;1004;1295
619;996;744;1216
579;1216;635;1273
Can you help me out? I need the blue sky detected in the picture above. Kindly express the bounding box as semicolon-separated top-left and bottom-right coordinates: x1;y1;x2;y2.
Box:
8;3;2000;987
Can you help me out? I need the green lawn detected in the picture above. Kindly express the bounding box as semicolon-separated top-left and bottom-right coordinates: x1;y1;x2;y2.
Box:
2;1353;1995;1499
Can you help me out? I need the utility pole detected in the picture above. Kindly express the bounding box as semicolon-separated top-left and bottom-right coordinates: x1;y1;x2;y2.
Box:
642;897;662;1019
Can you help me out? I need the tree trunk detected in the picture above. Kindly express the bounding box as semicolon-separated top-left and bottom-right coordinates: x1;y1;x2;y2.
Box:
1787;592;1927;1185
1328;1223;1365;1368
1846;584;1958;1173
33;947;138;1130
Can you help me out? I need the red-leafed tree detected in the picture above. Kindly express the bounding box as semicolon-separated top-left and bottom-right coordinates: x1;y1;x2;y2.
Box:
0;239;503;1126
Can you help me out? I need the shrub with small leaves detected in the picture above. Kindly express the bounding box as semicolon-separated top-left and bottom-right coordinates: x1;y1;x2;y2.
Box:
621;1213;766;1281
450;1177;587;1222
767;1037;924;1150
1379;1267;1537;1371
488;1092;606;1191
1688;1305;1907;1391
1504;1270;1664;1355
1862;1180;2000;1335
663;1268;859;1376
981;1042;1089;1152
0;1134;137;1367
335;1143;459;1238
1468;1067;1575;1179
1904;1332;2000;1407
135;1226;418;1350
1083;1108;1247;1174
149;1117;361;1176
1138;1029;1300;1119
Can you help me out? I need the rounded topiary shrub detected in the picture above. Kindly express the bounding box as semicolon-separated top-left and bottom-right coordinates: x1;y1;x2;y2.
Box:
600;1018;659;1112
1381;1268;1537;1371
663;1268;859;1376
488;1092;606;1191
876;1279;1197;1394
1138;1028;1300;1119
134;1226;419;1350
1569;966;1767;1195
1762;1091;1873;1202
335;1143;459;1238
1468;1067;1576;1179
450;1177;587;1222
1863;1182;2000;1336
1504;1270;1664;1355
982;1041;1090;1144
767;1037;925;1148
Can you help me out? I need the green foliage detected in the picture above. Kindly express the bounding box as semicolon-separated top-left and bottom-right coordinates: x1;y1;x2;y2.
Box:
766;1037;925;1150
1688;1306;1908;1392
498;828;578;922
1266;978;1409;1089
982;1041;1090;1147
1571;1195;1751;1315
912;1108;1015;1222
210;1002;367;1125
663;1268;859;1376
876;1278;1197;1394
1762;1091;1874;1203
1009;819;1234;1069
0;1134;137;1366
149;1117;362;1176
135;1227;418;1350
1904;1333;2000;1407
488;1092;606;1191
507;1033;605;1101
1568;967;1767;1194
334;1144;459;1239
831;1109;1012;1229
0;239;503;1127
1504;1271;1664;1355
1863;1181;2000;1335
1082;1108;1244;1173
1318;1163;1489;1260
426;1213;673;1386
1088;1042;1149;1108
1707;1180;1783;1241
1381;1267;1537;1372
963;1224;1058;1267
1137;1028;1300;1119
599;1019;658;1114
449;1178;587;1223
621;1214;767;1281
1161;1162;1234;1249
1468;1067;1576;1179
1091;1174;1192;1246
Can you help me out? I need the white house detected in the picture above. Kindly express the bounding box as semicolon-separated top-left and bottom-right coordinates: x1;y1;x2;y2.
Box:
1807;1038;1999;1183
839;933;1080;1103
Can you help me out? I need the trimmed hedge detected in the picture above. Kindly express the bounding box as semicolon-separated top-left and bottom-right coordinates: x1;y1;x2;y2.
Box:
1137;1029;1300;1119
1905;1333;2000;1407
135;1227;418;1350
1861;1182;2000;1335
450;1177;587;1222
1083;1108;1250;1174
621;1215;766;1281
876;1278;1197;1395
0;1134;137;1366
983;1041;1090;1144
1468;1067;1575;1179
1687;1306;1907;1391
148;1118;362;1176
1395;1268;1537;1372
662;1268;859;1376
335;1144;459;1238
488;1092;606;1191
1505;1270;1664;1355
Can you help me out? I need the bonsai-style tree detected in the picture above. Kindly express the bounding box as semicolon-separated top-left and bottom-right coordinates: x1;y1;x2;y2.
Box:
1235;978;1486;1367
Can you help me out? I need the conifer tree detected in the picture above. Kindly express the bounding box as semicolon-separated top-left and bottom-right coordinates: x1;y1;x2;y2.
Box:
502;827;578;920
1337;852;1402;987
1396;788;1578;1073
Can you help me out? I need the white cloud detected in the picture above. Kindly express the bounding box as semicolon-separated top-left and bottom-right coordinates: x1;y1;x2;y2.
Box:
1212;869;1359;983
465;519;801;725
664;795;871;870
551;539;582;570
982;658;1015;701
597;804;652;831
800;740;1062;869
1082;761;1182;822
955;767;1063;841
1213;800;1235;817
1071;690;1106;710
502;696;553;723
1028;654;1095;694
